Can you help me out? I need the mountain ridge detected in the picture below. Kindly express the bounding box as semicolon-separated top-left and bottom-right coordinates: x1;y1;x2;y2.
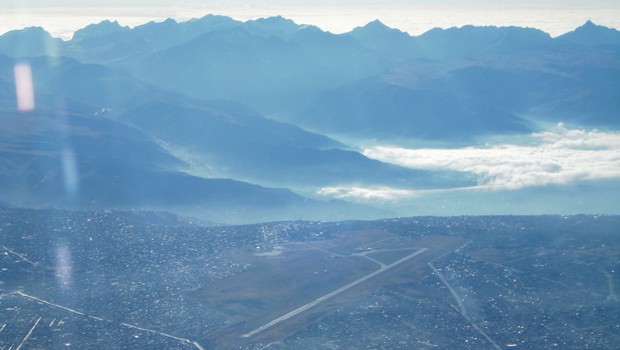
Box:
0;15;618;220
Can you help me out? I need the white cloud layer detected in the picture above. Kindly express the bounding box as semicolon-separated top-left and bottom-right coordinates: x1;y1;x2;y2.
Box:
363;126;620;190
319;126;620;202
318;186;419;201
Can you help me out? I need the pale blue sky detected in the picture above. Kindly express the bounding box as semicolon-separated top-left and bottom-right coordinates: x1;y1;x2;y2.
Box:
2;0;619;39
2;0;619;7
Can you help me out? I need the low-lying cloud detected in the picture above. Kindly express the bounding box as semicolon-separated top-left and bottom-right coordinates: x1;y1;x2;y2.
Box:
320;126;620;202
363;126;620;190
318;186;420;201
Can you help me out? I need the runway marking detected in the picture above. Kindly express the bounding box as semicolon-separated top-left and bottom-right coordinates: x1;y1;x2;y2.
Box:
1;245;38;266
455;240;473;253
120;322;192;342
359;254;386;268
0;291;17;298
429;262;502;350
354;248;422;268
193;341;206;350
602;269;618;302
303;242;345;258
16;291;200;346
16;316;41;350
465;255;522;274
242;248;429;338
17;292;85;316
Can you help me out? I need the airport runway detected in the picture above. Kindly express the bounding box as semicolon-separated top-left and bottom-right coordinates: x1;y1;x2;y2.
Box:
242;247;429;338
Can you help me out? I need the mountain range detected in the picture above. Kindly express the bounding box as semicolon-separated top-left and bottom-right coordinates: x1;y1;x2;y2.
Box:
0;16;618;222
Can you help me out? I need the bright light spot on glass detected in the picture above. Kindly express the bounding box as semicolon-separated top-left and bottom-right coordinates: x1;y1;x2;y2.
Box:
62;149;79;196
55;245;73;290
14;63;36;112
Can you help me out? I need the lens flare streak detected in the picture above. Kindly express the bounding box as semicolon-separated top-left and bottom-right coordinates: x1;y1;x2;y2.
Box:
54;245;73;290
14;63;36;112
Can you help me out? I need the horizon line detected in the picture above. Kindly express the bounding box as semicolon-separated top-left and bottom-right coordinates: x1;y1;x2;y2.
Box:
1;13;618;41
1;6;619;40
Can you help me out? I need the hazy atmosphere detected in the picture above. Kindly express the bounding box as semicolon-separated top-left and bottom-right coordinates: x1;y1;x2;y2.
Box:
1;2;619;349
2;2;620;219
2;0;620;39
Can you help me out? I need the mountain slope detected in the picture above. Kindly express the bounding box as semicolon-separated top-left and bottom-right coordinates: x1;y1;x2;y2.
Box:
0;26;63;57
556;20;620;46
130;26;345;115
116;95;470;189
66;15;242;63
4;54;457;191
292;25;393;78
346;20;418;60
0;109;382;223
415;25;552;59
297;71;531;140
